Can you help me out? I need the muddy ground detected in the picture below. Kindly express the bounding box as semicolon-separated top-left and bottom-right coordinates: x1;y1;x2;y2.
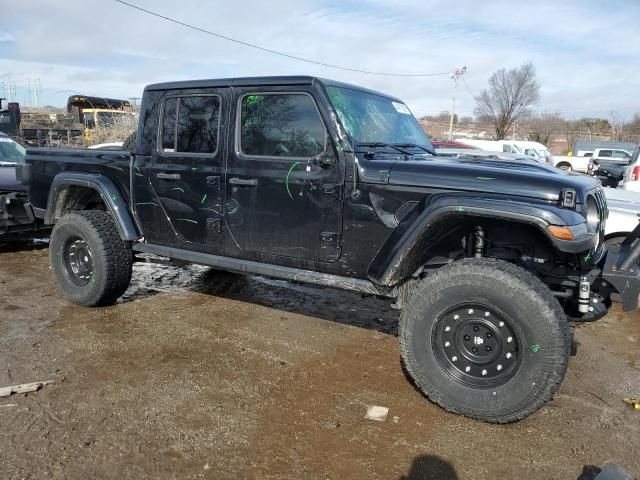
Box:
0;242;639;480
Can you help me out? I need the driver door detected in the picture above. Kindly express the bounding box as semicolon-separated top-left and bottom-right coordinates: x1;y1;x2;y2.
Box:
224;88;343;262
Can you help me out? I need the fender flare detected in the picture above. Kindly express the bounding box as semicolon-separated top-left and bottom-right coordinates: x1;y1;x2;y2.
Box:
45;172;140;241
367;195;592;286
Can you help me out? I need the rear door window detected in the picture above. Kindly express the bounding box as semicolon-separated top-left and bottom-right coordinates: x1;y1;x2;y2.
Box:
598;150;612;158
160;95;221;155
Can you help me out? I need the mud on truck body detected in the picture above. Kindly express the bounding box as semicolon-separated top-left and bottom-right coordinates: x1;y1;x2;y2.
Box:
19;76;640;423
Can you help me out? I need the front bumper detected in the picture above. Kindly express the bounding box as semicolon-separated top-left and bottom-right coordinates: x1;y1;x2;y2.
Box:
602;231;640;311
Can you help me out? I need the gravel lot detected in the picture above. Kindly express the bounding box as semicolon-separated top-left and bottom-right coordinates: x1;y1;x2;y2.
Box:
1;242;639;479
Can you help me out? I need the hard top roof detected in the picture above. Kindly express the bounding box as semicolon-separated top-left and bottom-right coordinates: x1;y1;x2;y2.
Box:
144;76;403;102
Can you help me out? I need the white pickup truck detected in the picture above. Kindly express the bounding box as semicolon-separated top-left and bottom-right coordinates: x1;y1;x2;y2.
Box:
603;187;640;245
548;155;593;173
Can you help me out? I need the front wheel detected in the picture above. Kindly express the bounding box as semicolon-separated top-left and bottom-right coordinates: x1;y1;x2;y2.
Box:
49;210;132;306
399;258;570;423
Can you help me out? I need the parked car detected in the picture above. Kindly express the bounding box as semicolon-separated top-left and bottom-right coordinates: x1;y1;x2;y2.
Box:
572;140;637;157
548;154;593;173
583;147;633;161
603;187;640;245
457;139;551;163
584;148;634;188
436;148;545;163
621;146;640;192
20;75;639;423
0;132;49;240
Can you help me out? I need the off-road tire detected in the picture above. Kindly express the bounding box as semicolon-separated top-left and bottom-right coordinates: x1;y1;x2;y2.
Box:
49;210;132;306
399;257;570;423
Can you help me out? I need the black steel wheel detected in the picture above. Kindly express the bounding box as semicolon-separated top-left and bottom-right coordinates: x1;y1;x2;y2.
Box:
432;304;522;388
399;258;570;423
62;237;94;286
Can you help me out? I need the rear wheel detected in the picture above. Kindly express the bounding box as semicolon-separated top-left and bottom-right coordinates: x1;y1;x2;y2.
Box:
557;163;572;171
399;258;570;423
50;210;132;306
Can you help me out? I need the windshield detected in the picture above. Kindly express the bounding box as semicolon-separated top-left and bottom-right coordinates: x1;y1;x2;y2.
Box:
325;85;433;150
0;136;26;164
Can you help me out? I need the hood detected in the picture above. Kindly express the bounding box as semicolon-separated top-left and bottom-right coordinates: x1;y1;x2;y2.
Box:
387;156;598;203
0;165;24;192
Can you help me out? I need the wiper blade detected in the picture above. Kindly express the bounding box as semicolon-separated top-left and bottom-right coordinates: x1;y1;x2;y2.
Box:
357;142;412;155
392;143;435;154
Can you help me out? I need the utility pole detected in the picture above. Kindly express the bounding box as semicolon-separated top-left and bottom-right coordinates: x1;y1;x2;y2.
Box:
448;66;467;141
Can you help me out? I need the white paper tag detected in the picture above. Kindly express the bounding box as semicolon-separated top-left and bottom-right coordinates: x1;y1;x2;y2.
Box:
392;102;411;115
0;137;14;143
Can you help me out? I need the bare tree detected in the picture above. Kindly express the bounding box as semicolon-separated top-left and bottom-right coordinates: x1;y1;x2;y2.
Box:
474;63;540;140
522;113;563;145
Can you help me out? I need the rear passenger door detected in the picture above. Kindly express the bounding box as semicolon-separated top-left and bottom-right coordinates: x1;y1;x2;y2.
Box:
224;88;343;263
148;90;227;249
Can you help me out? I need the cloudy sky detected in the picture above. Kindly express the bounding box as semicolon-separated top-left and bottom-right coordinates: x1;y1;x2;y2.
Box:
1;0;638;119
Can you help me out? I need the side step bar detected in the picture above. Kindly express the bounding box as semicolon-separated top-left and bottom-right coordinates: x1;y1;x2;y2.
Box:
132;243;395;297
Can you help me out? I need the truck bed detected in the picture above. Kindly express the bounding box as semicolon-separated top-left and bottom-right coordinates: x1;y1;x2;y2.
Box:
23;147;133;216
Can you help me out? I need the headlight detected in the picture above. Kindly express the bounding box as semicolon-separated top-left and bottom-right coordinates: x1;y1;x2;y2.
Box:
586;196;599;233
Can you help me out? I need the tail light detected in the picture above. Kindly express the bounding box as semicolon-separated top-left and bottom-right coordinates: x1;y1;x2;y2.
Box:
631;166;640;182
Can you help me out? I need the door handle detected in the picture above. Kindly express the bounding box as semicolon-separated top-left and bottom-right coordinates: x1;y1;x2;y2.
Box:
229;177;258;186
156;172;181;180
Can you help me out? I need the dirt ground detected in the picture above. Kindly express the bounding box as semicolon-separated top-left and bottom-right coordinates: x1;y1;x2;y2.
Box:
1;242;639;480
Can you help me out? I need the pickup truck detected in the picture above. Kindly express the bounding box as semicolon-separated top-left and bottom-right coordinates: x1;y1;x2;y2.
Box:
548;154;593;173
20;76;640;423
586;148;634;187
0;132;49;240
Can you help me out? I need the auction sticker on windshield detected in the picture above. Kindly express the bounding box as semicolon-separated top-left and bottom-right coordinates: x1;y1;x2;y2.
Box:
392;102;411;114
0;137;14;143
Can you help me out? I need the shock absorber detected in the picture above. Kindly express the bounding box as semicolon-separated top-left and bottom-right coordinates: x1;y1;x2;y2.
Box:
473;226;485;258
578;276;590;314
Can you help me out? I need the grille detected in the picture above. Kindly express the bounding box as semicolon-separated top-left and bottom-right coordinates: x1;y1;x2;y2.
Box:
591;187;607;240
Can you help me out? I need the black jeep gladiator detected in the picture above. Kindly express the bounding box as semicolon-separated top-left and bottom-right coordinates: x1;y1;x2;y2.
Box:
20;76;640;423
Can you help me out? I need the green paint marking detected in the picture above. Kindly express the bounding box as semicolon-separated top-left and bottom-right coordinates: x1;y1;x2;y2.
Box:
584;253;592;262
136;202;159;207
456;206;465;212
201;193;208;205
134;166;143;175
531;344;541;353
111;194;119;201
176;218;198;224
285;161;301;200
476;176;496;180
170;187;185;193
192;167;198;171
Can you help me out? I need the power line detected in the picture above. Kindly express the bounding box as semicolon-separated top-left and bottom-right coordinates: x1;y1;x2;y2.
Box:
461;76;478;101
114;0;451;78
